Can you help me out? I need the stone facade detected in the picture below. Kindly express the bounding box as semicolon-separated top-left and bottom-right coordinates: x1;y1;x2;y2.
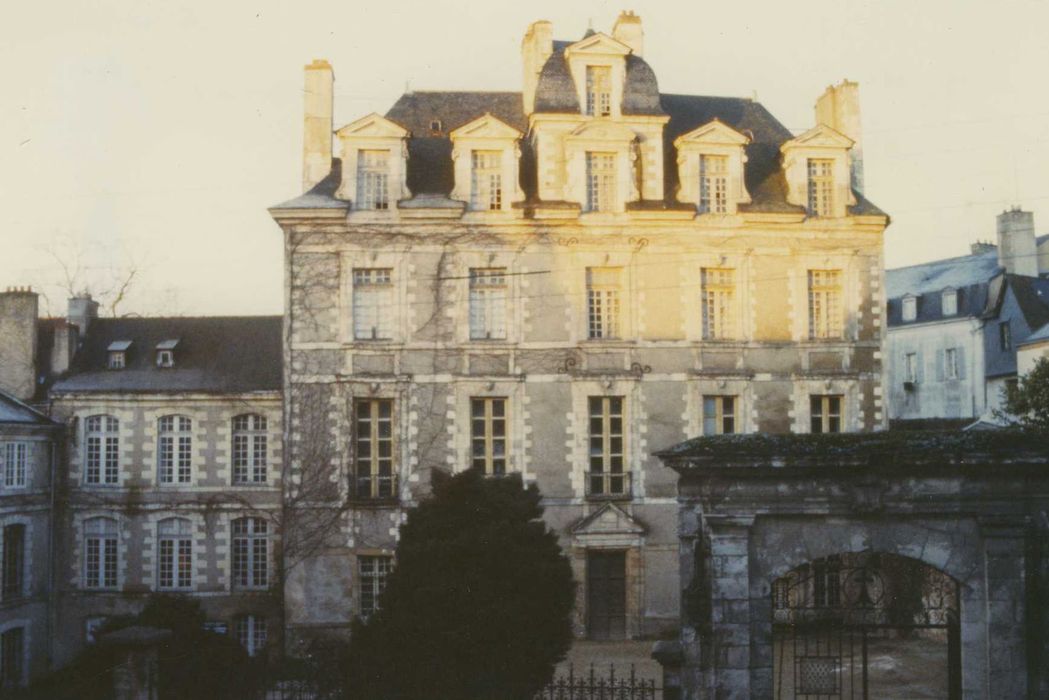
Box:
271;13;888;650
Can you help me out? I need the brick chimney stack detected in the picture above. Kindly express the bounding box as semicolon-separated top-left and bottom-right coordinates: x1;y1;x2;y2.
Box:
996;207;1038;277
816;80;863;195
67;293;99;342
303;59;334;192
521;20;554;116
0;287;39;400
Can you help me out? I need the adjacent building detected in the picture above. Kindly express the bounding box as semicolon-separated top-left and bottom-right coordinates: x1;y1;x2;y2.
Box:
270;13;888;649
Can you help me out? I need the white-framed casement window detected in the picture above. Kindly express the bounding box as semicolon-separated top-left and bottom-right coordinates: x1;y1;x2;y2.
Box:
585;65;612;117
232;414;267;485
157;415;192;485
1;443;27;489
107;351;125;369
358;555;393;618
0;626;24;688
941;289;958;316
901;296;917;322
1000;321;1012;351
810;395;843;434
699;154;729;214
85;415;119;485
468;268;507;340
231;517;268;590
944;347;959;380
353;399;396;500
807;158;834;217
83;517;118;590
587;396;628;498
470;151;503;211
352;268;394;340
234;615;267;657
904;352;919;383
356;149;390;210
585;152;616;212
586;267;622;340
808;270;843;339
1;524;24;601
157;518;193;591
701;268;735;340
702;395;737;435
470;397;507;476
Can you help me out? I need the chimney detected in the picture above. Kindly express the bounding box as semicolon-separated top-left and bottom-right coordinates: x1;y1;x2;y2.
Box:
996;207;1038;277
612;11;643;56
67;293;99;343
522;20;554;116
0;287;39;400
303;59;334;192
50;321;75;376
815;80;863;194
970;241;997;256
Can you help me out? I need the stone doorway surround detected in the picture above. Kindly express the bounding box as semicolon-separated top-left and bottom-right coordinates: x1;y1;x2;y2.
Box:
651;431;1049;700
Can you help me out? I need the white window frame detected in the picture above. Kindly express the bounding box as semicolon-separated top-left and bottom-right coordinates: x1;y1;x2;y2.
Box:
83;517;118;590
234;615;267;657
231;517;268;590
586;267;622;340
587;395;628;497
353;399;396;500
585;65;612;117
904;352;918;383
699;154;729;214
85;415;119;486
358;555;393;619
356;149;390;210
470;397;508;476
468;268;507;341
157;415;192;485
107;351;125;369
157;518;193;591
941;289;957;316
585;152;617;213
807;158;834;217
808;270;844;340
352;268;394;341
702;395;737;435
470;151;503;211
902;296;917;322
701;268;735;340
232;414;268;484
1;443;27;489
945;347;959;380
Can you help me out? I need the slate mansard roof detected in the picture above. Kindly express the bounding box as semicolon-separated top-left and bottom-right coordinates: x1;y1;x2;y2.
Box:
0;390;57;427
885;250;1000;326
51;316;282;394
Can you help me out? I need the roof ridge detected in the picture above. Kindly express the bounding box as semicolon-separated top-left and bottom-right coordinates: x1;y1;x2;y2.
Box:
887;251;998;272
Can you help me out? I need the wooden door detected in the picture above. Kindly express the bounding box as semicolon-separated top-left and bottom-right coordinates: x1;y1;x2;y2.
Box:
587;550;626;640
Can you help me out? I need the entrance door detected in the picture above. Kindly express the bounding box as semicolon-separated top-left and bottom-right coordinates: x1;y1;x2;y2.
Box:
587;550;626;640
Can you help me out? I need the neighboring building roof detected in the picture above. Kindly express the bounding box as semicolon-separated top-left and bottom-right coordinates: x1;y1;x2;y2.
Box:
52;316;282;394
885;250;1000;326
0;389;56;426
1020;321;1049;346
992;274;1049;330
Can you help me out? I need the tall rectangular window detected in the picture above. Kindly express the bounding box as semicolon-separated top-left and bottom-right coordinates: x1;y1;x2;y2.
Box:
945;348;959;380
157;415;192;484
699;154;728;213
999;321;1012;351
587;396;627;498
941;289;958;316
84;517;118;590
358;555;393;618
231;517;268;590
85;415;119;485
807;158;834;217
470;151;502;211
232;414;268;484
701;268;735;340
468;268;507;340
353;399;395;500
356;149;389;210
585;152;616;212
2;525;24;600
234;615;267;657
0;627;24;689
810;395;843;434
157;519;193;591
904;352;918;383
585;65;612;116
808;270;843;339
352;268;394;340
470;397;507;475
587;267;621;340
2;443;27;489
702;396;737;436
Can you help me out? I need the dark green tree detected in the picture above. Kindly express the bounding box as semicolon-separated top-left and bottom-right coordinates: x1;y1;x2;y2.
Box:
344;468;575;700
1004;356;1049;431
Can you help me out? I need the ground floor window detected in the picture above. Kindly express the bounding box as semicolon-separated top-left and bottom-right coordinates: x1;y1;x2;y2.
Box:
358;555;393;618
234;615;267;657
810;395;843;434
0;626;24;689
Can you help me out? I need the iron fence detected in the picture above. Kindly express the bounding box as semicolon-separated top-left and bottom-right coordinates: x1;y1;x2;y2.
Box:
534;663;659;700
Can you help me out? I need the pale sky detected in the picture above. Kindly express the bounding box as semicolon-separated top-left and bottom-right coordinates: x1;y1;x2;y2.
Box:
3;0;1049;317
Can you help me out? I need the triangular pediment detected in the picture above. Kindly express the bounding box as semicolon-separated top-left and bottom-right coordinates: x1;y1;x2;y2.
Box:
565;32;632;57
674;119;751;148
571;503;646;537
567;120;637;142
449;113;522;141
782;123;854;150
336;113;408;139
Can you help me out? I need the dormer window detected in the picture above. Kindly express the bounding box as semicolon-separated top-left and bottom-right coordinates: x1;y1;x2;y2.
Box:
807;159;834;217
356;150;390;210
107;341;131;370
471;151;503;211
586;152;616;212
941;289;958;316
673;120;751;215
585;66;612;116
700;155;728;214
902;296;917;322
156;340;179;368
429;119;442;135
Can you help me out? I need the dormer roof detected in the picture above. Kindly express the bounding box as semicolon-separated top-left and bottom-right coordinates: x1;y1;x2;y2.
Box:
336;112;409;139
156;339;180;351
674;119;752;148
781;123;854;152
533;42;663;116
448;113;523;140
564;31;633;57
107;340;132;352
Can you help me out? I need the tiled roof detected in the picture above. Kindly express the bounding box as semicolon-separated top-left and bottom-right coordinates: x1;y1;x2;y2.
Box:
52;316;282;394
1022;321;1049;345
886;250;1001;326
993;274;1049;330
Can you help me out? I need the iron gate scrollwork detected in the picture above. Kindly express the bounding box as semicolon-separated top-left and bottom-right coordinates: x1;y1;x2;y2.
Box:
772;551;960;700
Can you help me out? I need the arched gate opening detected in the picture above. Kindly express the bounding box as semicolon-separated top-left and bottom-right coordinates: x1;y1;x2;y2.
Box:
772;551;960;699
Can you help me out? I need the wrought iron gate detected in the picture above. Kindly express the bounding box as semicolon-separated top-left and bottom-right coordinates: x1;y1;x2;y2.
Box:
771;552;960;699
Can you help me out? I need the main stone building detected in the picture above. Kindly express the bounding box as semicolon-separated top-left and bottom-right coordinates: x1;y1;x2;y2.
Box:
270;13;888;649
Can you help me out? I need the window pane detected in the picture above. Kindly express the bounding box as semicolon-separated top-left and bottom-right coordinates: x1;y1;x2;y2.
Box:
356;150;390;210
585;152;616;212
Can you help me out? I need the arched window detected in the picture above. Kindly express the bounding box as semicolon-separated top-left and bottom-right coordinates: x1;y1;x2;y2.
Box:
85;415;119;485
231;415;267;485
231;517;268;590
157;416;192;485
84;517;118;589
157;518;193;590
